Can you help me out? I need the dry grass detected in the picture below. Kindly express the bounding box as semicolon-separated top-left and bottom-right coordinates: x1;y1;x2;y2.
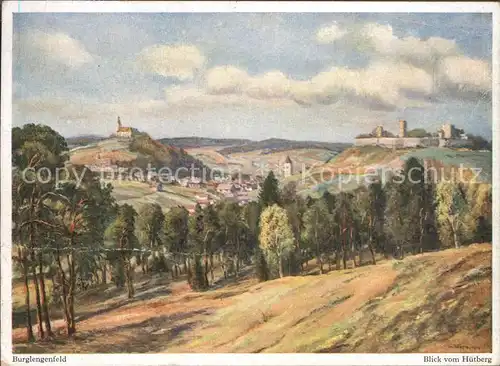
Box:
12;244;492;354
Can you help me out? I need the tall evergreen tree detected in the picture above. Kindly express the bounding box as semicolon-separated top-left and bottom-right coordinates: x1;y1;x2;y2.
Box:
136;203;165;274
164;207;189;277
107;204;138;298
258;171;281;208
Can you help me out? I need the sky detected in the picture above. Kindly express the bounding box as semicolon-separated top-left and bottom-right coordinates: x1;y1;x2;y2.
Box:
12;13;493;142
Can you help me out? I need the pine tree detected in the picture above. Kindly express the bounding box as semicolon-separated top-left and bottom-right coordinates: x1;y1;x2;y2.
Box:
258;171;281;208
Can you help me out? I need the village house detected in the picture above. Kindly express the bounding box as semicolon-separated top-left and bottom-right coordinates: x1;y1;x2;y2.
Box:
179;177;204;188
216;182;239;195
282;155;293;178
195;194;214;208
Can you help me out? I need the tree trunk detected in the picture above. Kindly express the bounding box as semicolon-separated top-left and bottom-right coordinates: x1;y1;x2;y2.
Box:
318;250;324;274
450;219;460;248
220;250;227;279
22;256;35;342
102;259;107;285
335;250;341;270
56;252;71;336
124;255;134;299
278;255;284;278
29;215;44;339
235;235;240;277
38;253;53;337
31;265;44;339
368;218;377;265
184;257;189;275
204;251;209;287
209;253;214;284
368;244;376;265
350;227;356;268
67;252;76;336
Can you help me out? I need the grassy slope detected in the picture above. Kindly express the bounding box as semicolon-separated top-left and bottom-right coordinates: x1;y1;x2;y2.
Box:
69;135;211;210
13;244;491;353
70;134;207;173
289;146;492;196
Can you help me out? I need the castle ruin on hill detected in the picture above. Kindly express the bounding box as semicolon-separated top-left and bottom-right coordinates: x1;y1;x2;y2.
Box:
354;120;472;149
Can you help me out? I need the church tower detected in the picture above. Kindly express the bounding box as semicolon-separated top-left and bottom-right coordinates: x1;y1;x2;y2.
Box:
283;156;293;178
115;116;133;139
399;120;407;138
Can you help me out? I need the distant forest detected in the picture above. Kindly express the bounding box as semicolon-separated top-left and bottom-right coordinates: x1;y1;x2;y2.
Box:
158;137;252;149
216;138;351;155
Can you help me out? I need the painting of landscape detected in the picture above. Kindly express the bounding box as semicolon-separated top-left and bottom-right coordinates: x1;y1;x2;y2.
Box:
10;11;493;354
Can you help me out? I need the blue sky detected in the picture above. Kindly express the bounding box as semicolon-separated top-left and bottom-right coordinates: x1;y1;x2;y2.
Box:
13;13;492;142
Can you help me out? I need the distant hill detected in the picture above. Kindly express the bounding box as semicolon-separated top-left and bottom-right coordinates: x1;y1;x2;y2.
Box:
159;137;252;149
217;138;351;155
69;132;209;177
66;135;106;148
292;145;493;197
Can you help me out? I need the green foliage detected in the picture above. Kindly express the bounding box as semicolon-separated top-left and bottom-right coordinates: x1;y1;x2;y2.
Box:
129;133;207;175
302;200;336;264
258;171;281;208
435;182;468;248
254;247;270;282
281;181;298;206
164;207;189;254
12;124;68;169
407;128;431;138
466;134;491;151
384;157;436;254
188;256;208;291
136;203;164;273
259;204;295;278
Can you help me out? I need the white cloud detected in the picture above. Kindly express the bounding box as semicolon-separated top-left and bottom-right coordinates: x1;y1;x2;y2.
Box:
165;84;294;108
313;21;491;100
289;61;434;110
201;61;433;110
137;44;206;81
24;30;93;69
205;66;249;94
246;71;291;100
315;23;347;44
358;23;460;68
205;66;293;101
438;56;491;94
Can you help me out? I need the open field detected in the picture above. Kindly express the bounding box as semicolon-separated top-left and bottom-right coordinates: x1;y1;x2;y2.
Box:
69;138;137;166
109;180;210;211
13;244;492;353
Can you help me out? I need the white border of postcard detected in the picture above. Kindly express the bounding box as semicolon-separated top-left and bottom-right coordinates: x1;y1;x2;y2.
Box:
1;1;499;365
